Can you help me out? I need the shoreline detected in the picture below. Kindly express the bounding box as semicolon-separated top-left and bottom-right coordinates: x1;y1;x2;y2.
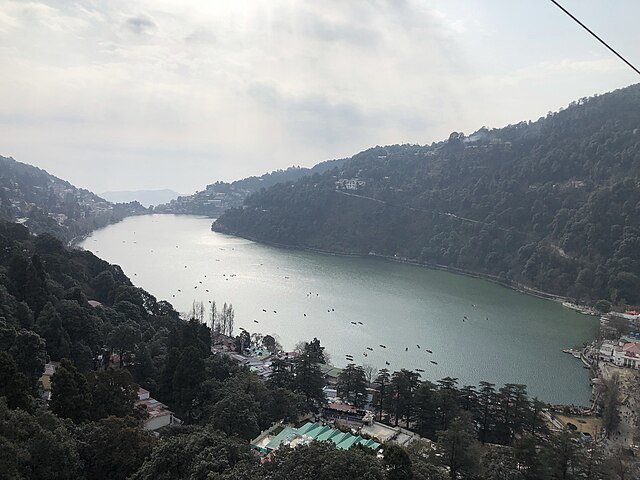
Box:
77;213;596;406
76;212;585;308
68;212;152;248
212;225;572;306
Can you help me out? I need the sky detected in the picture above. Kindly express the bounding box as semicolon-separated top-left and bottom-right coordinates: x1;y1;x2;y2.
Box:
0;1;639;194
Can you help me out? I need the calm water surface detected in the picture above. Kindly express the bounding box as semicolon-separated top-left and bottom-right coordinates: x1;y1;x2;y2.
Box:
81;214;598;405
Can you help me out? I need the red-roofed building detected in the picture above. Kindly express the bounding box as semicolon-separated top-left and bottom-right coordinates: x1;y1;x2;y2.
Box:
613;342;640;369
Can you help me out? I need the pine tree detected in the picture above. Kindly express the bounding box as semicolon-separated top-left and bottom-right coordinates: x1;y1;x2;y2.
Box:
477;381;496;444
374;368;390;422
35;302;71;361
87;368;138;420
293;350;325;409
437;412;481;479
414;380;437;439
172;346;206;422
50;358;92;423
269;358;294;390
0;352;31;409
336;364;368;408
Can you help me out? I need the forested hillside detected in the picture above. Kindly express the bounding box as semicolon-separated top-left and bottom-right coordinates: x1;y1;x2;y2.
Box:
214;84;640;306
155;158;345;216
0;219;630;479
0;156;148;243
0;219;307;478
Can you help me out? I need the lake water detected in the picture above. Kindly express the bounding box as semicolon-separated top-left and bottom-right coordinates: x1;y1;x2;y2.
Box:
81;214;599;405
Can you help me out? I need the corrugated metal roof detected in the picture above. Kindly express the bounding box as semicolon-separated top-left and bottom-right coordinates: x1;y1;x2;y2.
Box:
265;427;298;450
256;422;380;453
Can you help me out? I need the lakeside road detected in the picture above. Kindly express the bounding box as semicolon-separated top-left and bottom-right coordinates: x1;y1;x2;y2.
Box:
600;363;639;448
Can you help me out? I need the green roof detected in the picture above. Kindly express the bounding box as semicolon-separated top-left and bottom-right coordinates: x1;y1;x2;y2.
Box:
297;422;321;436
319;365;343;378
359;438;381;449
335;435;363;450
265;427;298;450
316;428;341;442
255;422;380;454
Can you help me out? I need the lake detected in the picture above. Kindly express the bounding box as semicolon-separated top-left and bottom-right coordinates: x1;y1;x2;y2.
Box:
81;214;599;405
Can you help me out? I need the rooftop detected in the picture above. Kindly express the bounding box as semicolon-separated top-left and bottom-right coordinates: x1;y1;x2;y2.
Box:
623;342;640;356
136;397;173;419
325;401;358;414
253;422;380;454
319;364;343;378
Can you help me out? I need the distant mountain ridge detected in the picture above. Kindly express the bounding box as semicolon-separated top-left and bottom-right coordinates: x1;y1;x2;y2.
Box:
0;156;148;243
214;84;640;305
100;189;182;208
154;158;346;216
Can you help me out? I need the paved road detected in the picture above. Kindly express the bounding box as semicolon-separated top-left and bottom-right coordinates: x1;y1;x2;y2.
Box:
601;363;638;447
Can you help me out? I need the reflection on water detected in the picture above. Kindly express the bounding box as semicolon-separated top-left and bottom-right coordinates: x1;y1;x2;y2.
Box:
81;214;599;405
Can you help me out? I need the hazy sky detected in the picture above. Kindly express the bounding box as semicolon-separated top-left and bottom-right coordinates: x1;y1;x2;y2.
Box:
1;1;639;194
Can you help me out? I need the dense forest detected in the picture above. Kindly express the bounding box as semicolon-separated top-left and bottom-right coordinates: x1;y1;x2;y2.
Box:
214;84;640;306
0;156;148;243
1;218;635;479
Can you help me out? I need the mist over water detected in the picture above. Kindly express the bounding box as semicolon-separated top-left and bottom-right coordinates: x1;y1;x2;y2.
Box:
81;214;598;405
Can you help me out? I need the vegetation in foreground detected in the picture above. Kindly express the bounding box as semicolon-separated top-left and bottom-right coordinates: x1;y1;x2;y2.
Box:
0;218;638;479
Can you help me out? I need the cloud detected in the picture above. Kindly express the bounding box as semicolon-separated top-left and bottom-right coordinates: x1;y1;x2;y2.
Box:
246;82;432;148
125;14;156;35
271;6;381;48
0;0;638;192
184;27;216;45
248;83;363;123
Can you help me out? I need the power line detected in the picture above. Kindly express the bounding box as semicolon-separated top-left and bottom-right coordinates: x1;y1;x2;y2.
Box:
549;0;640;76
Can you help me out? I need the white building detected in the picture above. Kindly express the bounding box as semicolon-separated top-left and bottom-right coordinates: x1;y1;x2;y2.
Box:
136;388;180;431
612;342;640;369
598;340;616;362
336;178;366;191
322;386;337;400
39;362;58;401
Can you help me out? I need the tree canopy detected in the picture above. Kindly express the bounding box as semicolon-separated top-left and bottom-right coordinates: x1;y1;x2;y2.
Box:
214;85;640;305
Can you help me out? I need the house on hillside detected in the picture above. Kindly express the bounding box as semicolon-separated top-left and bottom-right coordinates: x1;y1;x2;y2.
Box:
211;333;235;351
136;388;180;431
335;178;366;191
39;362;58;401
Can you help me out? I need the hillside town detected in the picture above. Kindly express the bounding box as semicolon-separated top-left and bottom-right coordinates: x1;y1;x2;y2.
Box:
206;311;640;461
558;309;640;449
